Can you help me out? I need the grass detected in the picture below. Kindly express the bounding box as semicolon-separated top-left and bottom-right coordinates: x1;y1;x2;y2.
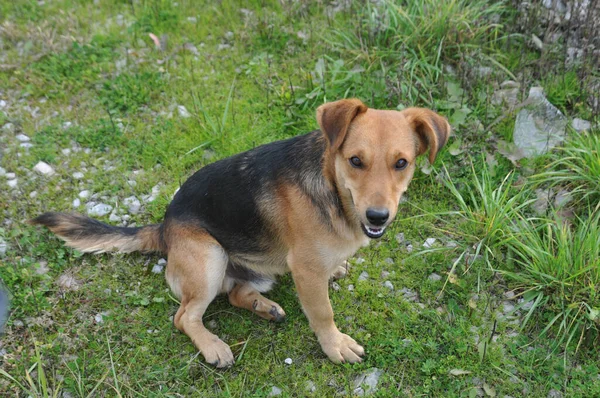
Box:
1;0;600;396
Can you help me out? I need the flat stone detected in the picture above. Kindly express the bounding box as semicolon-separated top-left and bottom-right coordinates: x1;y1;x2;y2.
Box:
400;288;418;302
33;161;55;176
284;358;293;365
7;179;17;188
423;238;436;248
20;142;33;149
513;87;567;157
79;190;91;199
72;198;81;208
177;105;191;118
428;273;442;281
16;133;30;142
72;172;84;179
383;281;394;290
353;368;383;396
109;213;121;222
87;203;113;217
571;118;591;132
123;196;141;214
0;238;7;257
358;271;369;282
269;386;282;397
5;172;15;179
152;264;164;274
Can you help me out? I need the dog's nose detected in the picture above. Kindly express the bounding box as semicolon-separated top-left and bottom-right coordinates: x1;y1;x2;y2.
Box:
366;208;389;226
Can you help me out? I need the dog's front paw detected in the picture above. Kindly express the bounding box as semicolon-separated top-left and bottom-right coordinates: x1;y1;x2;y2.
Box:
318;330;364;364
331;261;350;280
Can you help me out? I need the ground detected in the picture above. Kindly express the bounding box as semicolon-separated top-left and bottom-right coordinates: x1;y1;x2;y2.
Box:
0;1;599;397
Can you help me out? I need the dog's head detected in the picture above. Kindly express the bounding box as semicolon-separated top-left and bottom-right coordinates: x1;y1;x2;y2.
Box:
317;98;450;239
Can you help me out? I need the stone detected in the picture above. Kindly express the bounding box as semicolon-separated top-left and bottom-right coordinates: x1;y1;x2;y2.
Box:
123;196;141;214
502;301;515;313
20;143;33;149
571;118;591;132
79;190;91;199
400;288;418;302
513;87;567;157
331;282;340;291
56;273;81;291
187;16;197;23
269;386;282;396
177;105;191;118
29;191;37;198
305;380;316;393
109;213;121;222
554;189;573;207
547;389;562;398
406;244;413;253
0;167;5;177
423;238;436;248
152;264;164;274
428;273;442;281
353;368;383;396
72;198;81;208
5;172;15;179
348;284;354;291
395;233;405;244
87;203;113;217
72;172;84;179
380;270;390;279
33;161;55;176
284;357;292;365
358;271;369;282
383;281;394;290
0;238;7;257
16;133;30;142
94;313;104;323
7;179;17;188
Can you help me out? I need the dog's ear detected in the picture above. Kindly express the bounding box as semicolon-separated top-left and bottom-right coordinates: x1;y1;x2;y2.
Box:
317;99;368;151
403;108;451;164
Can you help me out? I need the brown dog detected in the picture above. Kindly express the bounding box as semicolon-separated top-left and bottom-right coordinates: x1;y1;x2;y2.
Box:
32;99;450;367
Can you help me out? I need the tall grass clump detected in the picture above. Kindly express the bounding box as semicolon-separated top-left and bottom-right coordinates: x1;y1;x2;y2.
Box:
439;163;533;269
502;208;600;351
536;132;600;205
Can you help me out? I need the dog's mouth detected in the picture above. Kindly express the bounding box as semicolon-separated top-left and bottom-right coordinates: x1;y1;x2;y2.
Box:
361;224;386;239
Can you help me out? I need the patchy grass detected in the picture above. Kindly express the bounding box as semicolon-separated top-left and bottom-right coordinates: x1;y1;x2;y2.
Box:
1;0;600;396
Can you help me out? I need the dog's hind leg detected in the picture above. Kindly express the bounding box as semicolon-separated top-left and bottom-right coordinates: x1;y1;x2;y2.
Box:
166;229;234;368
228;283;286;322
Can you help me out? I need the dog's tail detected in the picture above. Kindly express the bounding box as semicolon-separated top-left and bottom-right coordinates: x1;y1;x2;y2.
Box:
30;212;166;254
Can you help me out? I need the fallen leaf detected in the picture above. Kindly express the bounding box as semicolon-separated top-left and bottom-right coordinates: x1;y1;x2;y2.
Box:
149;33;161;49
483;383;496;397
449;369;472;376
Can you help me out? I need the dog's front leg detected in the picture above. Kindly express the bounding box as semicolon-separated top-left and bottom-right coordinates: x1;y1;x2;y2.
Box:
288;252;364;363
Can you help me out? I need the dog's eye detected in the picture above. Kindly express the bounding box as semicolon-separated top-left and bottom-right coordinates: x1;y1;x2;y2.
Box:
395;159;408;170
349;156;362;168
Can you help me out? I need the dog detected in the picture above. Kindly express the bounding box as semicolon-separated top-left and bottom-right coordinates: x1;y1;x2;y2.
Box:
32;99;450;367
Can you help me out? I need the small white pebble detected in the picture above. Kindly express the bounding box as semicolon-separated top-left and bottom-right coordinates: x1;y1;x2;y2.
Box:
284;358;293;365
94;313;104;323
72;198;81;208
7;179;17;188
423;238;436;248
348;284;354;291
16;133;30;142
29;191;38;198
383;281;394;290
158;258;167;265
152;264;164;274
79;190;91;199
72;172;84;179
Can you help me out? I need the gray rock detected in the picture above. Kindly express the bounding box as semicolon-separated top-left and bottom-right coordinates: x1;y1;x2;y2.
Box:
7;179;17;188
571;118;591;132
502;301;516;313
533;189;552;215
5;172;15;179
33;161;55;176
72;198;81;208
513;87;567;157
20;142;33;149
0;99;6;108
348;284;354;291
383;281;394;290
29;191;37;198
63;121;73;129
380;270;390;279
305;380;316;393
492;86;519;108
358;271;369;282
87;203;113;217
61;148;71;156
72;172;84;179
0;238;7;257
151;264;164;274
109;213;121;222
400;288;418;302
554;189;573;207
56;273;81;291
177;105;191;118
428;273;442;281
547;389;562;398
16;133;30;142
284;357;292;365
187;16;197;23
0;167;5;177
2;123;14;132
353;368;383;396
331;281;340;291
384;257;394;265
79;190;91;199
423;238;436;248
406;244;413;253
269;386;282;397
123;196;141;214
395;233;405;244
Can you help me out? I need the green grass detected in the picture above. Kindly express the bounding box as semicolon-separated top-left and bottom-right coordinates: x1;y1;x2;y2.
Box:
1;0;600;396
